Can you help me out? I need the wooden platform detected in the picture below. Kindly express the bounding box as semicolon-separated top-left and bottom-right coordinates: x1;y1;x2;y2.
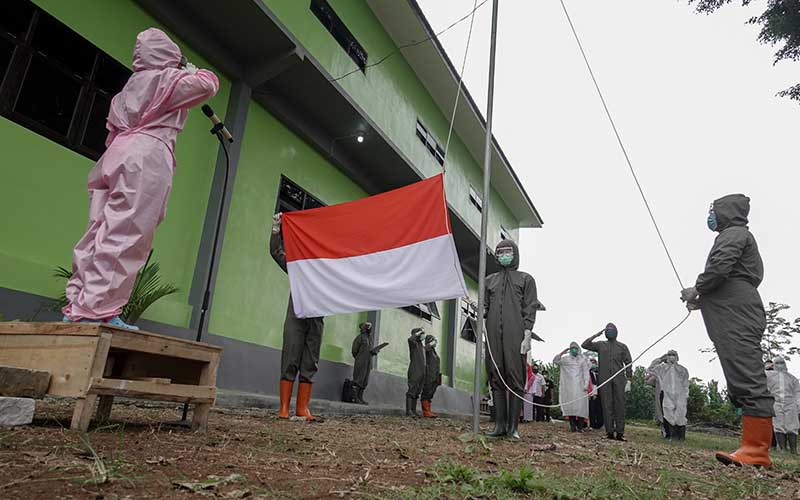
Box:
0;322;222;431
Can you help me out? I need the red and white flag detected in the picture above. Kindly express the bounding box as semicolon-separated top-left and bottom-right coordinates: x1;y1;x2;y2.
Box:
282;174;467;318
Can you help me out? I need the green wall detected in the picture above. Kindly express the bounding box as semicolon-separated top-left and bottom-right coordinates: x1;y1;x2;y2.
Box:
0;0;230;327
454;275;481;392
261;0;519;248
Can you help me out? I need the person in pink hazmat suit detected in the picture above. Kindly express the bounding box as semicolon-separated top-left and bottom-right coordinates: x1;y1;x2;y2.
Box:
62;28;219;330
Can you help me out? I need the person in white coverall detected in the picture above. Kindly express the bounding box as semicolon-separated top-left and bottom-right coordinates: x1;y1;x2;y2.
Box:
554;342;591;432
767;357;800;454
62;28;218;329
648;350;690;441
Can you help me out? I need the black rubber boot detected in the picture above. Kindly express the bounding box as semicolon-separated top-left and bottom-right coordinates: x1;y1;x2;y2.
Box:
776;432;787;451
406;396;419;417
487;391;507;438
569;418;577;432
606;432;616;440
615;433;627;442
788;433;798;455
506;395;522;440
577;419;586;432
663;421;672;440
357;387;368;405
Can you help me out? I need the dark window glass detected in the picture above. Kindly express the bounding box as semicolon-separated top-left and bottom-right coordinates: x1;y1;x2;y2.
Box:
277;176;326;214
469;186;483;212
95;54;129;93
415;118;446;166
460;316;477;343
1;0;35;40
310;0;368;71
415;120;427;142
81;92;111;153
15;57;81;136
0;38;14;83
32;12;95;77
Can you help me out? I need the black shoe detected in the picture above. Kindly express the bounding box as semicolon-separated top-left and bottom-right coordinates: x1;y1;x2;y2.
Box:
487;390;507;438
615;433;627;442
506;395;522;440
606;433;616;440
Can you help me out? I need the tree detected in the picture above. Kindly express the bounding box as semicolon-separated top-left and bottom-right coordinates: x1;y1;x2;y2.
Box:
701;301;800;362
626;366;656;420
687;0;800;102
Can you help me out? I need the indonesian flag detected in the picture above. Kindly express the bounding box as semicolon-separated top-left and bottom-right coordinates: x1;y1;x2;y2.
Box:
282;174;467;318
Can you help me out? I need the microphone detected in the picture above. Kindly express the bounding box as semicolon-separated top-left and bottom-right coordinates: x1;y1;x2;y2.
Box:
201;104;234;143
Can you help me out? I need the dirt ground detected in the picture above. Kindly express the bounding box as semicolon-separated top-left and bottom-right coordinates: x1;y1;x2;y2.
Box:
1;399;799;500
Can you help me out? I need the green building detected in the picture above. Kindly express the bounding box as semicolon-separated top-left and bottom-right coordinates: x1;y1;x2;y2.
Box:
0;0;542;413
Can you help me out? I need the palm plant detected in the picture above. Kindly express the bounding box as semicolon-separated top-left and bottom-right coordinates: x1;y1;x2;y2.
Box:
54;250;178;325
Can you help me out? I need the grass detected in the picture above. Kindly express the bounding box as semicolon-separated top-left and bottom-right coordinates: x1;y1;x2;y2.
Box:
383;426;800;500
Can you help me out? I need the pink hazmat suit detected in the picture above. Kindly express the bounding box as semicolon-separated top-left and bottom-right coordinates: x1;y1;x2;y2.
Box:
63;28;219;322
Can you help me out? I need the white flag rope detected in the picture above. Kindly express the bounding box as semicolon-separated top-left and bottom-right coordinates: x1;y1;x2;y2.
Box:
483;310;692;410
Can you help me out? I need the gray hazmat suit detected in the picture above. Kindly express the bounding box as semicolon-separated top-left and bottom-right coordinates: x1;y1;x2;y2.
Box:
422;341;441;401
695;194;773;417
484;240;538;396
270;231;324;382
407;330;426;399
351;327;374;390
582;327;632;436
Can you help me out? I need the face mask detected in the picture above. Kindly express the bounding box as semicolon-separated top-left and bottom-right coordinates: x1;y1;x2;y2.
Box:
570;348;579;357
667;356;677;364
605;331;617;340
532;368;539;373
707;210;718;232
498;253;514;267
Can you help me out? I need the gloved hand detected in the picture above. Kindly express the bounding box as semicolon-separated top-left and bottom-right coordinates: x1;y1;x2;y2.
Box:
686;300;700;311
271;213;282;234
625;380;631;393
520;329;532;354
184;61;199;74
680;287;699;303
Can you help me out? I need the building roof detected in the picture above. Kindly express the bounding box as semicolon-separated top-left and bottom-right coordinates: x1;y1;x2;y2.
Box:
367;0;543;228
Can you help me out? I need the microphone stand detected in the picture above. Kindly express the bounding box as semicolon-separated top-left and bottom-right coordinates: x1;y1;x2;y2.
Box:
174;124;231;426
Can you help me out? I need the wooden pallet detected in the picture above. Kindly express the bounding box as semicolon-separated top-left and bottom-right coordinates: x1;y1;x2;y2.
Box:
0;322;222;431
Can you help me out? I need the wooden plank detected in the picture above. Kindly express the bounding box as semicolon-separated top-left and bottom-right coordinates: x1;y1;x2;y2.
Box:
71;333;112;431
88;378;216;404
130;377;171;384
0;322;101;337
192;351;221;431
99;324;222;351
108;330;219;362
0;323;222;352
0;335;97;398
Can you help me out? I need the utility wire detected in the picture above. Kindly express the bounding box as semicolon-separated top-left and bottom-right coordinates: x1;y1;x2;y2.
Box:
442;0;480;172
330;0;489;83
559;0;684;289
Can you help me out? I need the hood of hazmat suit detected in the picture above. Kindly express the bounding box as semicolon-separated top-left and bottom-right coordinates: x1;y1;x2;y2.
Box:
107;28;219;155
766;357;800;434
484;239;538;394
554;342;590;418
648;354;690;426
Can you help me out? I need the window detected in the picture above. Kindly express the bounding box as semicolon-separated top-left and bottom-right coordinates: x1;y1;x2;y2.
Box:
469;186;482;212
459;298;478;343
276;176;326;214
0;0;131;161
310;0;368;72
402;302;441;323
415;119;445;166
500;226;513;242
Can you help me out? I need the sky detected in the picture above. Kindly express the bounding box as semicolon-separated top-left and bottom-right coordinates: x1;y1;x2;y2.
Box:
417;0;800;387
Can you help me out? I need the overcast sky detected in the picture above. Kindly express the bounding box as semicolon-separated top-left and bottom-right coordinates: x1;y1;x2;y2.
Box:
418;0;800;386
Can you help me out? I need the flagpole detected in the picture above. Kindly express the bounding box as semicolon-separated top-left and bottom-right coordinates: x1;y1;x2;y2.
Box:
472;0;499;434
